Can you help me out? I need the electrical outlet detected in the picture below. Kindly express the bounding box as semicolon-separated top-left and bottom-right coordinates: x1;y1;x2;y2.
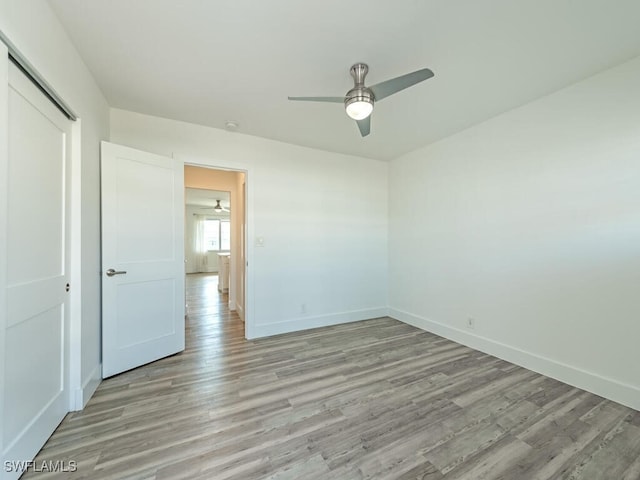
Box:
466;317;475;330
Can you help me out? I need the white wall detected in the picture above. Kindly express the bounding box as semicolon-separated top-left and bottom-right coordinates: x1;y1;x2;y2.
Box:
389;56;640;410
111;109;389;338
0;0;109;406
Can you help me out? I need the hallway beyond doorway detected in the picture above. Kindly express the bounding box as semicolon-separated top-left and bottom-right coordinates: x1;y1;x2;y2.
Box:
186;273;243;340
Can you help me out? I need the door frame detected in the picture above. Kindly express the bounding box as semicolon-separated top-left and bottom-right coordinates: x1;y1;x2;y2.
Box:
68;119;85;409
0;42;9;470
182;159;254;339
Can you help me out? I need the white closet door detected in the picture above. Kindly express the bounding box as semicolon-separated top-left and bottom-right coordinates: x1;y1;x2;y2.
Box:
0;57;72;479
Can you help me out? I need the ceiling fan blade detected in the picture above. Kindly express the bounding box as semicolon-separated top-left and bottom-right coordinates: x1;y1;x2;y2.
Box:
369;68;434;101
356;116;371;137
288;96;345;103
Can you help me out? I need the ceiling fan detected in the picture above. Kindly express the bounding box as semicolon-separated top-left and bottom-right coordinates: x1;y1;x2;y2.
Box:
199;199;230;213
288;63;434;137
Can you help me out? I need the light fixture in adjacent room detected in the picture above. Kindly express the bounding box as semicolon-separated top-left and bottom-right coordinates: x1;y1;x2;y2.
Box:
214;199;223;212
224;120;239;131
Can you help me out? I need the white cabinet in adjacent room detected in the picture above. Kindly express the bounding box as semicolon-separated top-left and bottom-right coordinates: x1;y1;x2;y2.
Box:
217;253;230;293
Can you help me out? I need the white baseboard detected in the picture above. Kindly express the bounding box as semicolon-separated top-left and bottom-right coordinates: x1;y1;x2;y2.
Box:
250;307;389;339
389;308;640;411
71;363;102;411
236;302;245;321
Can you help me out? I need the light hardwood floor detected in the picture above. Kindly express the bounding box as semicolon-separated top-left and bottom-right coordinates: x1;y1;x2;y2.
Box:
22;273;640;479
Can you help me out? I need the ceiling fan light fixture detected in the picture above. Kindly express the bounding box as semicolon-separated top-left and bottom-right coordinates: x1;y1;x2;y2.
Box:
288;62;434;136
214;200;223;212
224;120;239;131
345;99;373;120
345;87;374;120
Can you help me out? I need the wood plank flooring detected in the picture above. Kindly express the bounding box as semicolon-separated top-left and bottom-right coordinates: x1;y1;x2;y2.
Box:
22;273;640;479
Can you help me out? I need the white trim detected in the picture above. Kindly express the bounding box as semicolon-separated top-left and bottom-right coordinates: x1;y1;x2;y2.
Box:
68;119;83;411
177;155;253;341
389;307;640;411
0;43;9;472
235;302;245;321
72;363;102;411
250;307;389;339
244;168;254;340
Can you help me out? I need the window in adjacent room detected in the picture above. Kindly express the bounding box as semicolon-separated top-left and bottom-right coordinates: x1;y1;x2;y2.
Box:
203;219;230;251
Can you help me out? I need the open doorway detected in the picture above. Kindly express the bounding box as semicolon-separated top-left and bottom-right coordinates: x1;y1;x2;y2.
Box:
184;165;246;338
185;188;231;280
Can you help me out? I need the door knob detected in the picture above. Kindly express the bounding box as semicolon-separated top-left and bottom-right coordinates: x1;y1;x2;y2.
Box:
106;268;127;277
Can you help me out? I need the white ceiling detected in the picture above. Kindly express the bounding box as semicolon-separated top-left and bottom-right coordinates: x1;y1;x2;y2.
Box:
185;188;230;211
49;0;640;161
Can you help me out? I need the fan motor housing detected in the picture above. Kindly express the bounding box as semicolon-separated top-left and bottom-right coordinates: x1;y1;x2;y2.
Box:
344;87;375;108
350;63;369;86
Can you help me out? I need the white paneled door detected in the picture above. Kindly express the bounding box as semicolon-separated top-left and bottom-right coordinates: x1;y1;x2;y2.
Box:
0;58;72;479
101;142;185;378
